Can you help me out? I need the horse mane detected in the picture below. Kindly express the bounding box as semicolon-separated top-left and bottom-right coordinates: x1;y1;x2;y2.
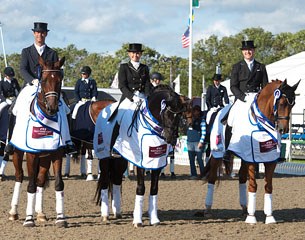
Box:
150;84;174;94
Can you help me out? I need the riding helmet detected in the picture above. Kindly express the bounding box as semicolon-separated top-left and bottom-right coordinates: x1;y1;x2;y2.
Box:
4;66;15;77
81;66;92;76
150;72;163;81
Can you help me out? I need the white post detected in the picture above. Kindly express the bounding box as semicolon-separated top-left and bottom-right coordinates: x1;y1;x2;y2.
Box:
0;22;8;67
188;0;193;99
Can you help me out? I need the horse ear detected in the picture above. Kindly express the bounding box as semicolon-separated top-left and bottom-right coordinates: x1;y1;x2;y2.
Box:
38;55;46;68
291;79;301;92
279;79;287;90
58;57;65;68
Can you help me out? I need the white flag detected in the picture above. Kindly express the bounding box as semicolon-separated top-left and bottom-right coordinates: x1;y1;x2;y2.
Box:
173;74;180;94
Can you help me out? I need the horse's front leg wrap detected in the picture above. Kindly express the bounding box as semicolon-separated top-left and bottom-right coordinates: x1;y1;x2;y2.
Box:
245;192;257;224
9;182;22;216
55;191;65;217
26;192;36;217
112;184;121;217
35;186;44;214
101;189;109;218
264;193;276;224
133;195;144;225
148;195;160;225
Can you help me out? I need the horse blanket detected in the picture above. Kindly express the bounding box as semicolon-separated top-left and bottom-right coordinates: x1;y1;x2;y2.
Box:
227;95;281;163
70;101;95;143
10;94;65;153
94;100;170;170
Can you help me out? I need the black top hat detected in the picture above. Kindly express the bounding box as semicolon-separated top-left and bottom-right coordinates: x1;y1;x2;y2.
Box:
32;22;49;32
213;74;222;81
127;43;144;52
4;66;15;77
240;40;256;50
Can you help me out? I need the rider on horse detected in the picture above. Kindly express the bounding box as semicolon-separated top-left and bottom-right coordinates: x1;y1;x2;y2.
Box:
0;66;21;178
223;40;268;169
71;65;98;119
5;22;76;156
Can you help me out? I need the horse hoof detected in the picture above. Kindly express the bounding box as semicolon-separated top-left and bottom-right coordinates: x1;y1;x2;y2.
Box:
9;214;19;221
150;221;160;226
245;215;257;224
133;223;143;228
86;174;94;181
113;213;122;219
55;217;68;228
36;213;48;222
23;216;35;227
102;216;110;223
265;215;277;224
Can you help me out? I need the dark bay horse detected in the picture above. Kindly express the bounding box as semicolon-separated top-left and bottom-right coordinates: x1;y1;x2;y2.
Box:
94;85;191;227
202;79;299;224
65;99;116;180
8;57;67;227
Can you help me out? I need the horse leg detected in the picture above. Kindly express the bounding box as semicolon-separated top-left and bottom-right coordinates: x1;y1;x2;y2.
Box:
86;148;94;181
264;162;277;224
110;157;127;219
23;154;39;227
52;156;67;228
98;158;111;222
80;145;86;178
64;154;71;178
148;169;161;226
0;142;8;180
238;161;248;215
35;157;52;223
133;167;145;227
245;163;258;224
205;157;221;217
9;150;24;221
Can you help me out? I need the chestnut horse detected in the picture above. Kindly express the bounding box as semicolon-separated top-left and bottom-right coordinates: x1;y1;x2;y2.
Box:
8;57;68;227
94;85;191;227
202;79;300;224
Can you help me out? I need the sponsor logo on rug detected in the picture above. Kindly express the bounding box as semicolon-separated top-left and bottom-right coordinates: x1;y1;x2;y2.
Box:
149;144;167;158
32;126;53;138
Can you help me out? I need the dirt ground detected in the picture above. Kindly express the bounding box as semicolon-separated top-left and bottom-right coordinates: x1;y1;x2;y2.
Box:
1;158;305;240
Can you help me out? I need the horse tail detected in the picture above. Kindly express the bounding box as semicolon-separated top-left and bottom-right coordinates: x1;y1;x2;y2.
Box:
94;173;103;206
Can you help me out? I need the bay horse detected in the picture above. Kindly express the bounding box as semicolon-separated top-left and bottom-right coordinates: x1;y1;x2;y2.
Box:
8;56;67;227
94;85;191;227
202;79;300;224
65;99;116;180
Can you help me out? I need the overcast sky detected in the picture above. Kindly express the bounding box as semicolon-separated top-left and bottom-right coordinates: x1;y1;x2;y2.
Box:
1;0;305;58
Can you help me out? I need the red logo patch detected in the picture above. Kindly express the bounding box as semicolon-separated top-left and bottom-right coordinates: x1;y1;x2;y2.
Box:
259;139;277;153
149;144;167;158
32;127;53;138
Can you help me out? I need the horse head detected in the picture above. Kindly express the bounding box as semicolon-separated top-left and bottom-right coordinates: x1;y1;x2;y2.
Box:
38;56;65;116
259;79;300;134
148;85;188;145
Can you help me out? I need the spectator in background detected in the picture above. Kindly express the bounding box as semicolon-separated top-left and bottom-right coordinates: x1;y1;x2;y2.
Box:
186;105;206;180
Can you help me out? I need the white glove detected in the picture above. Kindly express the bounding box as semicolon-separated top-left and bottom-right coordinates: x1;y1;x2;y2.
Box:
212;106;218;112
32;79;39;87
6;98;12;105
132;95;141;104
91;97;97;102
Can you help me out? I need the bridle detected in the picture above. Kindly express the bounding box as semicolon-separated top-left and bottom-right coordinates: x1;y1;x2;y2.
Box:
272;88;295;129
37;69;62;114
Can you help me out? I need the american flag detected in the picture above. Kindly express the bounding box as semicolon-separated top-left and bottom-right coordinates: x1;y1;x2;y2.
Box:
181;27;190;48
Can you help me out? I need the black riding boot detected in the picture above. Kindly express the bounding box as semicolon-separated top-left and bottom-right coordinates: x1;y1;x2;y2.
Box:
4;113;16;156
223;126;232;162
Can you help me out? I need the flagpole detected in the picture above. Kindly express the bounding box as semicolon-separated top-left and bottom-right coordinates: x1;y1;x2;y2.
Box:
0;21;8;67
188;0;193;99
